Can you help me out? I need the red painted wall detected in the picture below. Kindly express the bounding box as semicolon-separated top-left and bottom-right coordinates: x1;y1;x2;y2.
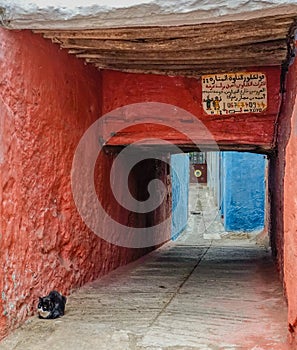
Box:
282;54;297;345
0;27;294;342
0;29;169;339
269;57;297;278
100;61;297;345
101;69;281;150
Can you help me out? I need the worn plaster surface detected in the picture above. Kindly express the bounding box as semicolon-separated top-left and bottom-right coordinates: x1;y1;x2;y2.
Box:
0;28;164;339
0;0;297;29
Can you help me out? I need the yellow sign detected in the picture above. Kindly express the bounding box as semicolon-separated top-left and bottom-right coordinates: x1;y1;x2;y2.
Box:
202;72;267;115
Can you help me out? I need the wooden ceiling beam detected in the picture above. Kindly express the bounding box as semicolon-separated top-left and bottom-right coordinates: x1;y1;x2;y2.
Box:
32;13;297;76
55;34;288;53
76;48;286;64
91;65;278;77
89;59;284;70
60;39;287;56
34;13;295;40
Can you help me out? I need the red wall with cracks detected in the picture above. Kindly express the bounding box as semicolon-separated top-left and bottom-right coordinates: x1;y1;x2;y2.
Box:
0;29;170;339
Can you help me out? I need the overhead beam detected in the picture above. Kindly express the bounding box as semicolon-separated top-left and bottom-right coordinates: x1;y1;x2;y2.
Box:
33;13;297;76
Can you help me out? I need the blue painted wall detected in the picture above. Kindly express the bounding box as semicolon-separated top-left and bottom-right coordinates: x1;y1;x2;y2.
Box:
221;152;266;232
171;153;189;240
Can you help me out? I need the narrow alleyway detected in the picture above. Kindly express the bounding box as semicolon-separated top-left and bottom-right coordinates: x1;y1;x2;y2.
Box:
1;186;288;350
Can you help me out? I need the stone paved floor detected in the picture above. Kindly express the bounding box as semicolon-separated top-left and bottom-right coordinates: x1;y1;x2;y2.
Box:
0;185;289;349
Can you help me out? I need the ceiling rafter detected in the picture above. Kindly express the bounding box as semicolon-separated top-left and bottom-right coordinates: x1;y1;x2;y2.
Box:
34;14;297;76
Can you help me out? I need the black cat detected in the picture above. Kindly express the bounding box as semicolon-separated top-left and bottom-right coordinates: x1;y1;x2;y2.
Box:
37;290;67;319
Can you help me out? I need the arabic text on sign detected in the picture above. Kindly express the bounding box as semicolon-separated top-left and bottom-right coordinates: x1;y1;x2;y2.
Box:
202;72;267;115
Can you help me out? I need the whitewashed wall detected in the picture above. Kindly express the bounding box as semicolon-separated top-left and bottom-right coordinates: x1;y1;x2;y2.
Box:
0;0;297;29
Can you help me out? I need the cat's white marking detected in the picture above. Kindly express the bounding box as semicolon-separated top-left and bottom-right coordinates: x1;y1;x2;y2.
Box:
38;308;50;318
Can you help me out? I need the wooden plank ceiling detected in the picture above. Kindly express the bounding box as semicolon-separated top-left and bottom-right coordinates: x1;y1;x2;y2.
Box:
34;14;297;76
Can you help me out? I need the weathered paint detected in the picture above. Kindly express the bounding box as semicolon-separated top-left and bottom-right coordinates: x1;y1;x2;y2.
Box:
1;0;297;29
268;57;297;287
206;152;221;207
282;51;297;345
171;153;189;240
221;152;266;232
0;29;169;339
101;69;281;151
0;26;294;343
